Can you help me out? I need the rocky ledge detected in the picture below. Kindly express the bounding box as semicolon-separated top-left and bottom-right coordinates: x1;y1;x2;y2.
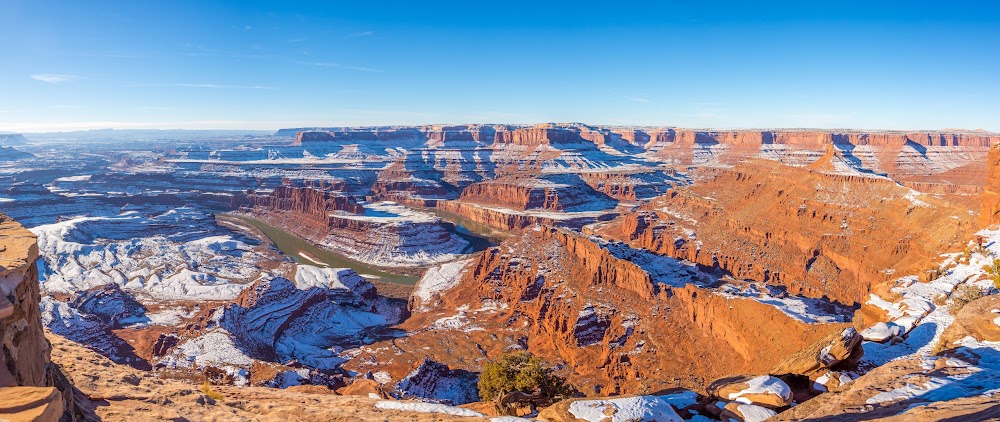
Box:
0;213;73;421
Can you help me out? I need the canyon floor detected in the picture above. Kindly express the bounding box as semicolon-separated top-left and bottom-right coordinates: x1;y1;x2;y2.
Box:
3;123;1000;421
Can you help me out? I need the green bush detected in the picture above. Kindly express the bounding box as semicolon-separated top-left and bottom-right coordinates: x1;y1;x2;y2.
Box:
950;284;985;312
478;352;575;404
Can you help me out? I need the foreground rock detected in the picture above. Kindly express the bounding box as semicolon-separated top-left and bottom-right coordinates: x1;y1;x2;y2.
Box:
0;386;63;421
48;333;492;421
707;375;792;409
0;213;74;421
771;327;863;394
773;355;1000;421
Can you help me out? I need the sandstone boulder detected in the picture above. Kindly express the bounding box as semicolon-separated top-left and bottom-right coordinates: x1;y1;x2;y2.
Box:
707;375;792;409
809;370;855;393
719;400;777;422
859;321;903;343
771;327;862;377
937;294;1000;350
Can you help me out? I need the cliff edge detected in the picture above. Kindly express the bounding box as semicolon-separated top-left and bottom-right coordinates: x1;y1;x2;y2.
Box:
0;213;72;421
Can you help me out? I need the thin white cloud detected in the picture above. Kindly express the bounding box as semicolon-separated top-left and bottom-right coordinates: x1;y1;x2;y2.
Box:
30;74;79;83
299;61;383;72
626;96;651;103
349;31;374;37
172;83;271;89
52;105;81;109
127;83;273;89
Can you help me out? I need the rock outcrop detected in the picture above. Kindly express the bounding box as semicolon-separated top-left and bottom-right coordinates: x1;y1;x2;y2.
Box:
239;196;469;268
219;270;407;370
0;213;72;421
770;327;863;383
71;284;147;329
239;186;364;219
457;174;617;212
393;358;479;405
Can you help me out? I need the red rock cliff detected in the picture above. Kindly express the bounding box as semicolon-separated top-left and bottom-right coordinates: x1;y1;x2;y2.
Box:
980;144;1000;227
0;213;73;420
346;228;847;396
595;160;975;305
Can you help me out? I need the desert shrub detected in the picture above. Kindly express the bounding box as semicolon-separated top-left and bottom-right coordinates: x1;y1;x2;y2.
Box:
961;249;972;265
478;352;575;405
200;380;224;402
950;285;985;312
932;293;948;306
984;258;1000;290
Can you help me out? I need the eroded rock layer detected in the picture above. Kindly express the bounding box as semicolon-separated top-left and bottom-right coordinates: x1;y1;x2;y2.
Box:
345;228;848;396
239;188;469;268
593;159;975;305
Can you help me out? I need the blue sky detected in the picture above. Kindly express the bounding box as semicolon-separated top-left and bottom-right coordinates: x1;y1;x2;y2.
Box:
1;1;998;132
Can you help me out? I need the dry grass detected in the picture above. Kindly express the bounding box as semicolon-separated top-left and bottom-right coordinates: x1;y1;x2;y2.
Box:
200;381;225;402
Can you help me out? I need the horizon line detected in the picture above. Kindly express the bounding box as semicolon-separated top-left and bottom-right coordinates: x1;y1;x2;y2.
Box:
6;122;1000;135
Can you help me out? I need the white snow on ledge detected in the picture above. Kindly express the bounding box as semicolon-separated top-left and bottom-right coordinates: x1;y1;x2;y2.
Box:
716;282;850;323
374;400;484;417
411;259;473;311
568;396;682;422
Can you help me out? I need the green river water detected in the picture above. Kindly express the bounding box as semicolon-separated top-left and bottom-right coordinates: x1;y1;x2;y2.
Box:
219;211;497;285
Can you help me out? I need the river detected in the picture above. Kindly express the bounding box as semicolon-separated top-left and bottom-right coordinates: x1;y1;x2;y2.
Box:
218;210;498;286
218;214;422;285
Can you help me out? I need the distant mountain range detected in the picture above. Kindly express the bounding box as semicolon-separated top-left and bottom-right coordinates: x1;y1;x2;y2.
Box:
10;129;273;142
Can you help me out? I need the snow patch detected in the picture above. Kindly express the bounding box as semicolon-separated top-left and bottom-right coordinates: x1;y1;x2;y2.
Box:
374;400;484;417
567;396;682;422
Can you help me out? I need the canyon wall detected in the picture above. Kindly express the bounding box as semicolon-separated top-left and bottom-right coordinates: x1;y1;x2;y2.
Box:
288;125;998;150
980;144;1000;227
595;160;976;306
283;124;996;195
239;186;364;220
649;129;999;147
347;228;847;396
436;200;616;232
457;174;616;212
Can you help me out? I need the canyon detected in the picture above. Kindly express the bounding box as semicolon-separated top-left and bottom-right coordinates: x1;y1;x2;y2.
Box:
1;123;1000;421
